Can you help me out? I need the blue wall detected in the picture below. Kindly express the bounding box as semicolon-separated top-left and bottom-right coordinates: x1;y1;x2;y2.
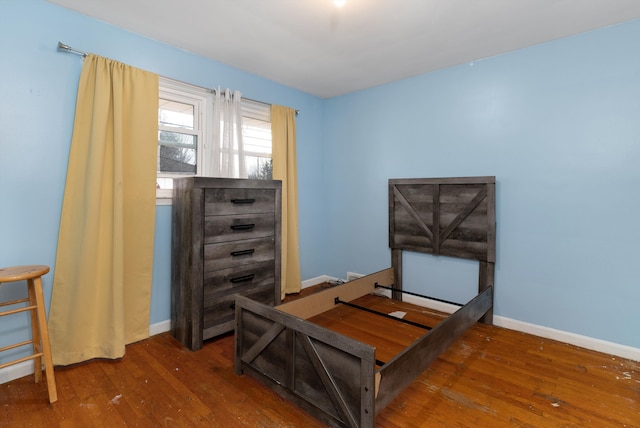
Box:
1;0;638;367
324;20;640;348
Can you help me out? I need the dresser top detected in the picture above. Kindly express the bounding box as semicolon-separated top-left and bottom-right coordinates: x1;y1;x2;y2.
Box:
174;176;282;190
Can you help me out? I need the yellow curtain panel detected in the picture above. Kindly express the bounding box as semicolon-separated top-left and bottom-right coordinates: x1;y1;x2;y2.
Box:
49;55;159;366
271;105;302;299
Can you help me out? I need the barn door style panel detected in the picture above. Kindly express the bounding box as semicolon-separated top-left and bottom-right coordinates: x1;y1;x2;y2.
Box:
389;177;495;262
235;296;376;428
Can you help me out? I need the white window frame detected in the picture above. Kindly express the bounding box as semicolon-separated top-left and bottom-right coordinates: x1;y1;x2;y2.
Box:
156;78;272;205
157;78;211;203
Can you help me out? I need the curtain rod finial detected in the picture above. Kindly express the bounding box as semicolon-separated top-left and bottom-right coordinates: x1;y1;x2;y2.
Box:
57;41;87;57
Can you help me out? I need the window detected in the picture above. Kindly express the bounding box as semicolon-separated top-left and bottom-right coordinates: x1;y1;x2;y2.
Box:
243;99;273;180
156;78;272;202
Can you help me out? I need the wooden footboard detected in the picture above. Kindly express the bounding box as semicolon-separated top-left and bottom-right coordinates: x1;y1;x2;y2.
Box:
235;295;377;427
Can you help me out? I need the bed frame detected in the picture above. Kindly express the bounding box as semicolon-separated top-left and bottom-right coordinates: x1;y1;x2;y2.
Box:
234;177;496;427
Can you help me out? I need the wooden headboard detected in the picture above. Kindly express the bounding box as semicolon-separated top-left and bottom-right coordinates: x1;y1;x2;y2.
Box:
388;177;496;322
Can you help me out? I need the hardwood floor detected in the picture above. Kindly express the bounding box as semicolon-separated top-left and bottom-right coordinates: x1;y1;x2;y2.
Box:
1;290;638;427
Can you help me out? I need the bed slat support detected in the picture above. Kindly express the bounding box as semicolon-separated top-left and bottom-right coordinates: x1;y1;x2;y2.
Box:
374;283;463;307
334;297;432;330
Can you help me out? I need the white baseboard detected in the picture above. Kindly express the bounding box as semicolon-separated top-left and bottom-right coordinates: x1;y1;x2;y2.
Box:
301;275;340;289
0;360;34;385
149;319;171;336
346;272;365;281
403;294;640;362
494;316;640;362
301;273;370;289
0;320;174;385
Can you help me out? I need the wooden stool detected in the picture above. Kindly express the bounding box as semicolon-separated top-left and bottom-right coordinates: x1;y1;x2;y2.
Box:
0;265;57;403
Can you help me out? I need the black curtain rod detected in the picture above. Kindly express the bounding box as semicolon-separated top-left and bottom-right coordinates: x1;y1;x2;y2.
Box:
57;41;299;116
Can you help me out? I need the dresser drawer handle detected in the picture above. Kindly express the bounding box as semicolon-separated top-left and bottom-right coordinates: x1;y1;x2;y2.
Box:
231;198;256;204
230;249;255;257
230;274;256;283
230;223;255;231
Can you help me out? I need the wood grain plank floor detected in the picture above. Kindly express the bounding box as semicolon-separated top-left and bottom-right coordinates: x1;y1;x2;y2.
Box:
1;291;638;427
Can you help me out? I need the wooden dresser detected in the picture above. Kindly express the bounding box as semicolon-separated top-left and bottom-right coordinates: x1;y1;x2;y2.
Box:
171;177;282;351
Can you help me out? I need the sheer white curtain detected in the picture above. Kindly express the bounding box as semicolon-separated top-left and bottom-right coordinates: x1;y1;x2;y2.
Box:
208;87;247;178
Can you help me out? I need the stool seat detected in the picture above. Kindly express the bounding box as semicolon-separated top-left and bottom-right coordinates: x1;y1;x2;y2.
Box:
0;264;57;403
0;265;50;282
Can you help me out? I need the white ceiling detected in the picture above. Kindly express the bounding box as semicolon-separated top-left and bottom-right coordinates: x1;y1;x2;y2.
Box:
47;0;640;98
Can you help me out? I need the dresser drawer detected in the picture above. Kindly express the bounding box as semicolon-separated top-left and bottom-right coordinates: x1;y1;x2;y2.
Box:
204;237;275;272
203;261;275;300
202;284;274;339
204;188;276;216
204;213;275;244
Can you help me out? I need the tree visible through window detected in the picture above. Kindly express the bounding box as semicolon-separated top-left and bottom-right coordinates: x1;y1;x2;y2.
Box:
158;98;198;175
250;159;272;180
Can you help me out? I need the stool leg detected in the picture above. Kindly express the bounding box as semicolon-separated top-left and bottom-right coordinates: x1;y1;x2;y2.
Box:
30;276;58;403
27;279;43;384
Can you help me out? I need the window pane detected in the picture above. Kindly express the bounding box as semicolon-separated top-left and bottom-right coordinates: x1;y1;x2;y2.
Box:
247;156;272;180
243;117;271;155
158;130;197;174
156;177;174;190
159;100;194;129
